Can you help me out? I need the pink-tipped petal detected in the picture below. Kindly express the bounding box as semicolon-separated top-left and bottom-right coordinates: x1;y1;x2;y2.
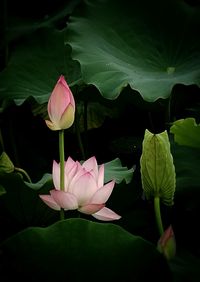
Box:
92;207;121;221
50;190;78;210
64;157;78;188
52;160;60;190
39;194;61;210
48;77;71;119
65;156;76;175
79;203;105;214
67;164;80;185
90;180;115;204
59;75;75;108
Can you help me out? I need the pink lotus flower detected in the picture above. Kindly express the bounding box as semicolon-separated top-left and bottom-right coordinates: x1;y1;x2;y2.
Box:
39;156;121;221
45;75;75;131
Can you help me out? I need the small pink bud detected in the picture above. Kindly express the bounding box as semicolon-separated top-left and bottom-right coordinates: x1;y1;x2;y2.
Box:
157;225;176;260
45;75;75;131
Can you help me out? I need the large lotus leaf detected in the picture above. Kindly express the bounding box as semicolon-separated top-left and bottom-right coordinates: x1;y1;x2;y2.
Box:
1;0;81;47
66;0;200;101
0;28;81;106
0;218;172;281
170;118;200;149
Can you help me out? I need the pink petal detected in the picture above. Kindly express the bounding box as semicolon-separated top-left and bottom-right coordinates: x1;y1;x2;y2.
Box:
39;194;60;210
50;190;78;210
64;157;78;188
70;172;98;205
65;156;76;175
90;180;115;204
79;203;105;214
82;156;98;176
60;104;75;130
52;160;60;190
66;164;81;187
97;164;104;188
68;166;87;191
45;120;59;131
92;207;121;221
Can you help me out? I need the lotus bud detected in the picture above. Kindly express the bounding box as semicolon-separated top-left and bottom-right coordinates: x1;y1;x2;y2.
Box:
45;75;75;131
157;225;176;260
140;129;176;206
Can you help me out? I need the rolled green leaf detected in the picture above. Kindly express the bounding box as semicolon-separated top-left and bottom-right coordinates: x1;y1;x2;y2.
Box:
0;151;15;173
140;129;176;206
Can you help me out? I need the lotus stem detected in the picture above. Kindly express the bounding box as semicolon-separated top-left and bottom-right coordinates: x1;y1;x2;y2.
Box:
154;196;164;236
59;129;65;220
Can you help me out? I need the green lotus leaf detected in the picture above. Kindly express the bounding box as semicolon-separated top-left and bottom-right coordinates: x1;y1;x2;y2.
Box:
140;129;176;205
0;28;81;106
104;158;135;184
1;0;81;47
170;117;200;149
66;0;200;101
0;218;172;281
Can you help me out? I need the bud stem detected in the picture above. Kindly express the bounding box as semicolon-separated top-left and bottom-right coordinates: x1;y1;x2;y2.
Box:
154;196;164;236
59;130;65;220
14;167;32;183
